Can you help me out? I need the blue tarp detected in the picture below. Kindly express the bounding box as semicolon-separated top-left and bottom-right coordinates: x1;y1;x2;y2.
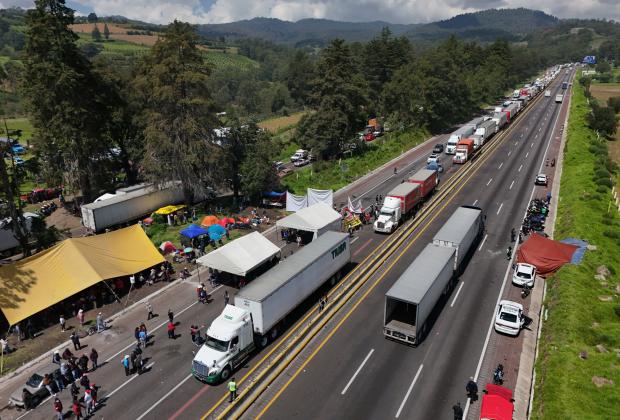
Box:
208;224;226;241
263;191;285;198
560;238;588;264
180;224;209;239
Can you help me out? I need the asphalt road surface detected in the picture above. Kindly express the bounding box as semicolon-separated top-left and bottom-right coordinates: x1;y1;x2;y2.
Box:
0;73;566;420
244;74;569;420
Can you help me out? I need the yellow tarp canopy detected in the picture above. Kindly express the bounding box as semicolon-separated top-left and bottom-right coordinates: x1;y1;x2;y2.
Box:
0;225;164;326
154;204;186;215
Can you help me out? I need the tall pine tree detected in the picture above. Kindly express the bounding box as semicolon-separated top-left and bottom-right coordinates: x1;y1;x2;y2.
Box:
135;20;218;203
297;39;368;159
22;0;112;202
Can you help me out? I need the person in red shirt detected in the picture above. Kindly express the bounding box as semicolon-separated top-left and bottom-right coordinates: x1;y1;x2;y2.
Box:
72;397;85;419
167;321;175;339
53;397;63;420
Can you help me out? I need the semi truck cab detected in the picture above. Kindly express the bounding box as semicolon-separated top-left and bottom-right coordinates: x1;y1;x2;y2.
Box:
374;197;402;233
192;305;255;384
445;135;459;154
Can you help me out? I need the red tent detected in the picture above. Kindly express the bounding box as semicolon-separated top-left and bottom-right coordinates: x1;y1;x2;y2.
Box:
159;241;177;254
517;233;578;277
217;219;228;227
480;384;513;420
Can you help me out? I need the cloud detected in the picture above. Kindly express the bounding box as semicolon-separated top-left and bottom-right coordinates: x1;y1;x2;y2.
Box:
1;0;619;24
0;0;35;8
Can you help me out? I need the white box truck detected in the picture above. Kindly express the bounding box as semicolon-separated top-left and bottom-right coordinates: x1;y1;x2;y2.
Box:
192;231;351;383
384;244;456;345
81;182;184;232
432;205;484;272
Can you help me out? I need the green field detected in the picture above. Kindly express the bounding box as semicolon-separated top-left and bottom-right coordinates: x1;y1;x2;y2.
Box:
532;73;620;419
75;34;150;55
282;128;428;194
3;117;35;141
204;51;259;72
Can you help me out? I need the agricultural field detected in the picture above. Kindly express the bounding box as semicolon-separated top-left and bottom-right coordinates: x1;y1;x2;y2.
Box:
590;83;620;103
204;50;258;72
590;83;620;184
258;112;306;133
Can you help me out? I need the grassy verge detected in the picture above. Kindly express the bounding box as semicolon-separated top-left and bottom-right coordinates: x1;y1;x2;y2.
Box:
3;117;34;141
532;73;620;418
282;128;428;194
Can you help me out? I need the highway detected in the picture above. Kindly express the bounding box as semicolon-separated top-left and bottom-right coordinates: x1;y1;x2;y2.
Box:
0;71;570;420
242;73;571;419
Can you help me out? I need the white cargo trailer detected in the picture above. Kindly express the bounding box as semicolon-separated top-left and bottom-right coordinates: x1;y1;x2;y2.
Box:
193;231;351;383
432;205;484;272
81;182;184;232
384;244;456;345
235;231;350;335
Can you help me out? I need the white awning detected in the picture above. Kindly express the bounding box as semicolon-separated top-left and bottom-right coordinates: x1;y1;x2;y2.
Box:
276;203;342;238
196;232;280;276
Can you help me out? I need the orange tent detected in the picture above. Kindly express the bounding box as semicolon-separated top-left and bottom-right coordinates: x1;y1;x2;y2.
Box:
201;215;219;227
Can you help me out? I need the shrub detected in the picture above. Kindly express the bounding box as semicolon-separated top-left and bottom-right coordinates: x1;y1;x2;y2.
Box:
603;230;620;239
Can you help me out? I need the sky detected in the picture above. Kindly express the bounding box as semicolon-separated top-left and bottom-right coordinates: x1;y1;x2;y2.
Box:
1;0;619;25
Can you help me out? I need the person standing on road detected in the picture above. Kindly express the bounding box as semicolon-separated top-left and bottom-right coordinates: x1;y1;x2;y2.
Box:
77;309;85;327
466;377;478;402
96;312;104;332
70;332;81;351
59;315;66;332
146;301;154;320
167;321;176;339
90;348;99;370
168;309;174;323
228;377;237;402
452;402;463;420
122;355;131;376
506;246;512;260
53;397;63;420
546;190;552;204
224;290;230;306
72;397;85;420
84;388;94;415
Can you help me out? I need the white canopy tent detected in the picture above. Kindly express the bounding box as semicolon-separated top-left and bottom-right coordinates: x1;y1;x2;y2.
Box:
276;203;342;239
196;232;280;276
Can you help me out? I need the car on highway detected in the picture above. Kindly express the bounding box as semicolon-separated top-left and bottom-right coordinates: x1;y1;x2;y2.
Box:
535;174;548;186
427;153;440;165
494;300;525;336
545;90;551;97
512;263;536;287
433;143;444;153
9;364;60;408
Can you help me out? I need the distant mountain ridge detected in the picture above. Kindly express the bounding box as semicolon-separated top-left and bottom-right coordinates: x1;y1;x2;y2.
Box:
196;8;560;45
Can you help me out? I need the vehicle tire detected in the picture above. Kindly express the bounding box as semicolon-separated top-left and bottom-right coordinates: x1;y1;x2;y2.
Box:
220;366;231;382
258;335;269;348
270;327;278;341
330;276;336;286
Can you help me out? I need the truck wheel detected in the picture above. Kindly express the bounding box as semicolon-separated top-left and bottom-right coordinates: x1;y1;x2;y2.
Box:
220;366;231;382
270;327;279;341
259;335;269;348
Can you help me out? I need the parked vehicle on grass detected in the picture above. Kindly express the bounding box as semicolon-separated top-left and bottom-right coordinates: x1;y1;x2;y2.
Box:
9;365;60;408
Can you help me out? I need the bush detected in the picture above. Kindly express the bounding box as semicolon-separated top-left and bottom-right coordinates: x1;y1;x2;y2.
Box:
597;178;613;188
594;168;610;179
614;305;620;319
603;230;620;239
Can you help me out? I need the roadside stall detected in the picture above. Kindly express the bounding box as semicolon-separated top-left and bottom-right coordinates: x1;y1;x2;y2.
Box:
276;202;342;245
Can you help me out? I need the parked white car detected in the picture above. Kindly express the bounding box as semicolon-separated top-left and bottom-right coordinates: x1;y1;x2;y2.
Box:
512;263;536;287
494;300;525;336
